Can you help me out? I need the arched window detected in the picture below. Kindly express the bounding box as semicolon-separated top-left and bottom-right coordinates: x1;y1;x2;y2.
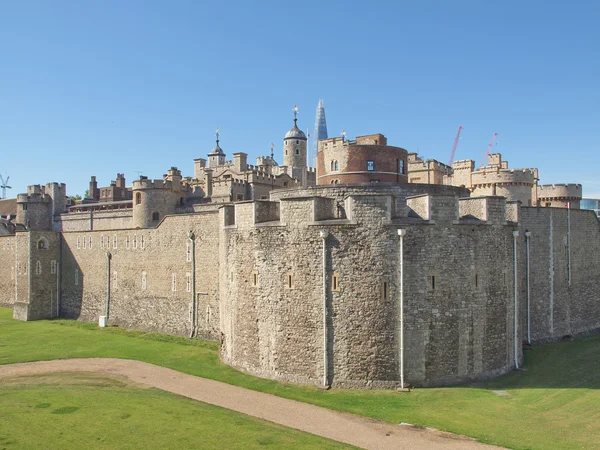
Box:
295;148;299;155
330;161;334;171
334;161;339;171
135;192;142;205
37;238;48;250
152;212;159;222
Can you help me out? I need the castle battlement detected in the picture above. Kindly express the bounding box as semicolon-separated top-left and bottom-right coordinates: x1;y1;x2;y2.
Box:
132;179;174;190
221;190;517;230
471;168;537;186
537;184;583;200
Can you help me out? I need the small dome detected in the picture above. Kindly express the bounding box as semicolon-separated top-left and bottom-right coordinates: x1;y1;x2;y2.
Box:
208;143;225;156
284;123;307;140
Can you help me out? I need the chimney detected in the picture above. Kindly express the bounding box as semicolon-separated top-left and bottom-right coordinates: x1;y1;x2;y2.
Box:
89;176;99;200
233;153;248;173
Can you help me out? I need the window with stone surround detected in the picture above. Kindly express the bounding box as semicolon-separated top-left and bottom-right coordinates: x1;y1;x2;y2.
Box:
126;236;130;249
141;271;147;290
135;192;141;205
133;234;138;249
113;234;118;249
186;273;191;292
113;271;118;289
35;261;42;275
399;159;405;174
141;234;145;249
88;236;92;249
186;242;192;262
50;260;56;275
428;275;436;291
332;273;340;292
367;160;375;171
83;236;87;249
37;238;49;250
172;273;177;292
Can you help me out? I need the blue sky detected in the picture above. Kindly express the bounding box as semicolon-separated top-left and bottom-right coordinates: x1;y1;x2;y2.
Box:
1;0;598;197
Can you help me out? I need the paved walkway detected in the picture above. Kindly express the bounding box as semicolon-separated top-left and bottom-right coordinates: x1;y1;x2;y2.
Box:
0;359;501;450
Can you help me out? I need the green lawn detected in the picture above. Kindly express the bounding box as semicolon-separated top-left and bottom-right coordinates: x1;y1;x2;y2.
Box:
0;372;353;449
1;307;599;449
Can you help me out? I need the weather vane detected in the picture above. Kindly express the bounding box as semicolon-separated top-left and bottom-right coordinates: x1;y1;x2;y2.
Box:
216;127;220;143
270;143;275;160
341;130;346;140
293;105;298;123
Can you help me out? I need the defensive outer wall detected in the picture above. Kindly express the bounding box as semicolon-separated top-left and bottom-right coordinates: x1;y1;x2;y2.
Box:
1;183;600;388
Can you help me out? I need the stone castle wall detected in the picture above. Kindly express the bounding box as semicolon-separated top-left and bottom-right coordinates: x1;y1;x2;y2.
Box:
519;207;600;343
220;189;523;388
0;236;16;306
59;210;220;338
53;210;134;232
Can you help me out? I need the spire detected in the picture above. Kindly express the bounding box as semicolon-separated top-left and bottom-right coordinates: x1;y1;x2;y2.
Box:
312;99;328;165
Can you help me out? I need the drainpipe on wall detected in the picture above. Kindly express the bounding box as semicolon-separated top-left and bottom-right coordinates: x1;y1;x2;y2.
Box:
513;231;519;369
525;231;531;344
188;231;196;338
567;202;571;288
319;230;329;387
398;229;407;389
105;251;112;321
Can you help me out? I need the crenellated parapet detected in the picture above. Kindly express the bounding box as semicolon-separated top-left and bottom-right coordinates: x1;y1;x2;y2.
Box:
537;184;582;208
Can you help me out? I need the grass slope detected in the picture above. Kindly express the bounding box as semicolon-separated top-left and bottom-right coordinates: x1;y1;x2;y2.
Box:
1;307;599;449
0;372;353;449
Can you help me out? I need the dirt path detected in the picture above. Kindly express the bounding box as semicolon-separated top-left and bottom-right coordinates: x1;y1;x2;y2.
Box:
0;359;501;450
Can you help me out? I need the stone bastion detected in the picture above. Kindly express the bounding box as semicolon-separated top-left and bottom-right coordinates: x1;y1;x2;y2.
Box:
219;183;522;388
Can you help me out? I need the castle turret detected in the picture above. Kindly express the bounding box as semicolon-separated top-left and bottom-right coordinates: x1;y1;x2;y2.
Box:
283;105;308;185
208;128;226;169
132;174;182;228
16;185;52;230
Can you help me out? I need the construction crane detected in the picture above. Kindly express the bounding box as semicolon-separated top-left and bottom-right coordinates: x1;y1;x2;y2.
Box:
0;174;11;200
448;125;463;166
480;133;498;167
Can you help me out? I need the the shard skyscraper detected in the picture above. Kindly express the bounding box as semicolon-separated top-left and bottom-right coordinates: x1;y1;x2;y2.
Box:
312;98;328;166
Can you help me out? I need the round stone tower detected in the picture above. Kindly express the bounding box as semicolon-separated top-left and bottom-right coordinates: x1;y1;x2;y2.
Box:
132;170;183;228
283;105;308;184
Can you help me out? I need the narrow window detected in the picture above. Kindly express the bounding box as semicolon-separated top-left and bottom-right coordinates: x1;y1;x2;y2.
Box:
296;140;299;144
382;281;388;300
335;161;339;171
186;242;192;262
101;235;105;249
50;260;56;275
135;192;142;205
186;273;191;292
367;160;375;171
74;269;79;286
399;159;405;174
152;212;159;221
428;275;435;290
141;234;145;249
332;273;340;292
141;271;147;290
171;273;177;292
35;260;42;275
113;271;118;289
133;234;138;249
83;236;87;249
230;271;234;282
77;237;80;249
475;274;479;288
126;236;130;249
252;271;258;287
113;234;118;249
22;204;28;211
285;273;293;289
88;236;92;249
331;160;334;171
295;148;299;155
